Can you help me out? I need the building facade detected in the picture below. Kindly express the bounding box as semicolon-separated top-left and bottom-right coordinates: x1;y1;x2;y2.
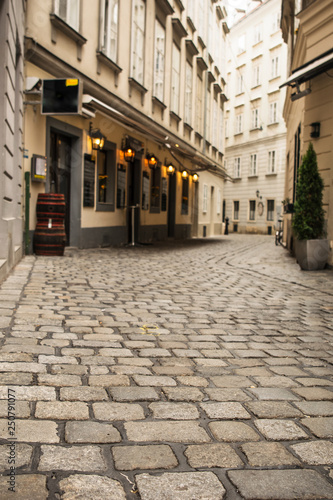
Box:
223;0;287;235
281;0;333;265
0;0;26;281
23;0;228;251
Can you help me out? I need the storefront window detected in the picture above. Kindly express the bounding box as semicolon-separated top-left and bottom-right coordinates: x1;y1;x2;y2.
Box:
116;164;126;208
150;166;161;212
181;177;189;215
161;178;167;211
96;144;116;211
142;171;149;210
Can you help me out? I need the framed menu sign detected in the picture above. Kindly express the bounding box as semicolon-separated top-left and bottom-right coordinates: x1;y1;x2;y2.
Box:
83;154;95;207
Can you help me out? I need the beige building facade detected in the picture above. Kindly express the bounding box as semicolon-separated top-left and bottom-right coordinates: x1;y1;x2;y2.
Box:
281;0;333;265
0;0;26;280
223;0;287;235
23;0;228;251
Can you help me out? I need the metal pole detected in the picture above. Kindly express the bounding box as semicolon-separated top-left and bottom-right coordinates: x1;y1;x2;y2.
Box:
24;172;30;255
131;206;135;246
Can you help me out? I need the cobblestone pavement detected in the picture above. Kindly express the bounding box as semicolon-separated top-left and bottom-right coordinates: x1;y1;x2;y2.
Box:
0;234;333;500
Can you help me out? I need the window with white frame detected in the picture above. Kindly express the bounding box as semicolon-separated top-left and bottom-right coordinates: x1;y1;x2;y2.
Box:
250;154;257;176
249;200;256;220
206;86;211;142
100;0;118;61
203;184;208;213
219;106;224;151
252;64;261;87
253;23;263;44
234;157;241;178
171;43;181;115
153;18;165;101
272;11;281;32
268;150;276;173
131;0;145;85
237;74;244;94
267;199;275;221
235;114;243;134
212;96;218;147
184;61;193;125
217;189;221;215
237;34;245;54
233;200;239;220
54;0;80;31
225;118;229;138
196;73;203;135
269;101;278;124
271;55;279;79
251;108;259;129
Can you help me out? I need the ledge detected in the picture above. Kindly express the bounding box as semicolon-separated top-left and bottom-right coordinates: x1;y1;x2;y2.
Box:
152;96;167;110
170;110;182;124
197;56;208;72
96;51;122;85
172;18;187;39
186;16;196;32
184;122;193;132
128;77;148;105
50;14;86;59
185;39;199;57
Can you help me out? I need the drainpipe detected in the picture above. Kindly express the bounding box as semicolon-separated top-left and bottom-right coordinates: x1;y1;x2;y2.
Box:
24;172;30;254
202;3;210;156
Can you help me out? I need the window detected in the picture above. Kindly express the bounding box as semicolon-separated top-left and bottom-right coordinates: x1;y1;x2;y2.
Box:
237;74;244;94
161;178;167;211
181;176;189;215
171;43;181;115
250;154;257;176
131;0;145;85
54;0;80;30
142;171;149;210
184;61;193;125
251;108;259;129
150;166;161;212
268;150;276;173
225;119;229;138
196;73;203;135
252;64;261;87
253;24;262;44
217;189;221;215
116;164;126;208
267;199;275;221
219;106;224;151
96;145;116;211
154;19;165;101
235;114;243;134
212;97;218;147
269;102;278;124
271;55;279;79
234;157;241;178
249;200;256;220
100;0;118;61
237;34;245;54
272;11;281;33
203;184;208;213
233;201;239;220
206;86;211;142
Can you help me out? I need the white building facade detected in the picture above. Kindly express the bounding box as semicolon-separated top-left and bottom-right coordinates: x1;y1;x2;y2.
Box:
223;0;287;235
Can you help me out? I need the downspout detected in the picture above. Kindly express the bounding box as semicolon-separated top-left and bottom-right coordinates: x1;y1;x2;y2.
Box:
202;3;210;156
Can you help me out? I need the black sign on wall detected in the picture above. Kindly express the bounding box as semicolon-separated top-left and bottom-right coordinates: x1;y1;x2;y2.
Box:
83;154;95;207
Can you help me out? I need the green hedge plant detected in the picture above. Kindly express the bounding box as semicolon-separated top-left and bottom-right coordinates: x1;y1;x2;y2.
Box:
292;142;325;240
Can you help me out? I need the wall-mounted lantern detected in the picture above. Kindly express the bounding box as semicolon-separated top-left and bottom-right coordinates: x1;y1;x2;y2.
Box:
89;123;105;150
146;153;158;169
192;173;199;182
182;170;188;179
166;163;175;175
310;122;320;138
122;137;135;162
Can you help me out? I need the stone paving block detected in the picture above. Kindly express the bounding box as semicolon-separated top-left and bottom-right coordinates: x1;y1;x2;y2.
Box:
292;387;333;400
80;356;115;365
162;387;204;401
50;364;88;375
204;388;252;401
248;387;298;400
88;374;130;387
0;474;48;500
210;375;253;388
133;375;177;387
65;421;121;443
245;401;303;418
209;421;260;442
194;358;228;366
0;443;33;469
109;387;159;401
291;440;333;465
98;348;134;357
296;377;333;386
200;402;251;419
152;366;193;376
0;386;56;401
35;401;89;420
0;362;47;373
185;443;243;468
0;400;30;418
93;402;144;421
60;387;108;401
254;419;308;440
294;401;333;416
112;444;178;470
38;374;82;386
38;445;107;471
172;349;202;358
135;472;225;500
253;376;300;388
300;416;333;438
0;419;59;442
176;375;209;387
201;349;232;358
149;402;199;420
138;348;171;357
90;366;109;375
59;474;127;500
233;367;272;376
38;355;78;365
227;469;333;499
125;421;211;443
240;442;300;466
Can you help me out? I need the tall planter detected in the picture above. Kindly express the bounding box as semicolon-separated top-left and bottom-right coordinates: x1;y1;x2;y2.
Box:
292;142;329;270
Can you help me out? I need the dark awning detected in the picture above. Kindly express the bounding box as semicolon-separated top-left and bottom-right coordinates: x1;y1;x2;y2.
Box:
280;50;333;88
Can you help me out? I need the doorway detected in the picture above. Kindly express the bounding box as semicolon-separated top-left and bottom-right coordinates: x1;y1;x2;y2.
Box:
167;173;176;237
127;158;141;244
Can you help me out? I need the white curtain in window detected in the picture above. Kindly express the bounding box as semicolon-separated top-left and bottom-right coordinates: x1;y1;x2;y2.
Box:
184;61;192;125
131;0;145;84
171;43;180;115
154;19;165;101
55;0;80;31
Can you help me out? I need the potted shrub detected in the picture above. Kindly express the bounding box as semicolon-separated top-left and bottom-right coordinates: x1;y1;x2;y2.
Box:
292;142;330;270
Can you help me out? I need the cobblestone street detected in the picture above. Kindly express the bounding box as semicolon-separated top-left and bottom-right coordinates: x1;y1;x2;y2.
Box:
0;234;333;500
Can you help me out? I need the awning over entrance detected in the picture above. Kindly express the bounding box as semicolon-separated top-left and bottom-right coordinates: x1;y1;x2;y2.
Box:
280;50;333;88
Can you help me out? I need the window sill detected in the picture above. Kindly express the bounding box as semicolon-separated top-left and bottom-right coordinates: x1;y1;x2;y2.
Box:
234;132;243;136
170;110;182;123
96;51;122;84
268;121;279;126
266;172;277;176
50;14;86;59
248;174;258;178
128;78;147;105
152;96;167;110
269;75;281;82
184;122;193;132
250;127;262;132
233;176;242;181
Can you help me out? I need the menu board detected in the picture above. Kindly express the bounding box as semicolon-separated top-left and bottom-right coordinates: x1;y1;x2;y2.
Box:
83;154;95;207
